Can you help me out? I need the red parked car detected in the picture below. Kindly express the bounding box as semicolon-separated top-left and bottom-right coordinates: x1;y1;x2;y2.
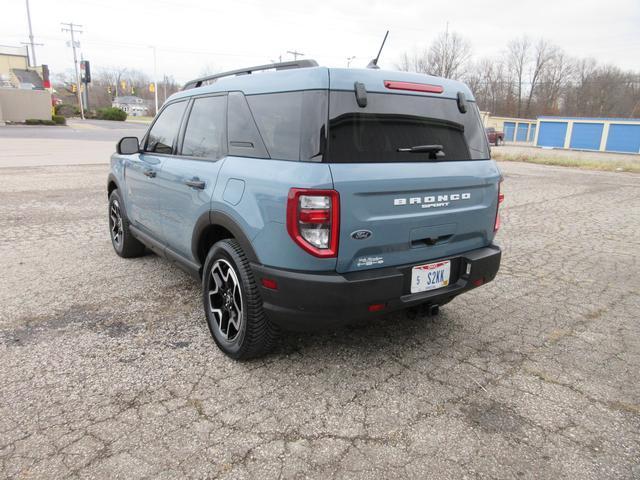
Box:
485;127;504;146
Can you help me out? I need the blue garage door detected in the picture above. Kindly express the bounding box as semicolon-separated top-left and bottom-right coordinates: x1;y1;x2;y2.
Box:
528;124;537;142
504;122;516;142
537;122;567;148
516;123;529;142
605;124;640;153
570;123;604;151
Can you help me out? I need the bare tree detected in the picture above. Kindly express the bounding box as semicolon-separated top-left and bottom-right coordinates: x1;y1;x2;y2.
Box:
524;39;556;117
426;30;472;79
535;51;574;115
507;36;531;117
396;35;640;119
396;49;429;74
465;58;511;115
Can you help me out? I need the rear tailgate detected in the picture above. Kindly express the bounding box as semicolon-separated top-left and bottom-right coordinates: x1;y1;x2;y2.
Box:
325;77;500;274
330;161;500;273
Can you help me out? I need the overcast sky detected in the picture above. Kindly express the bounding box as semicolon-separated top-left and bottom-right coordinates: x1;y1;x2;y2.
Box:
1;0;639;83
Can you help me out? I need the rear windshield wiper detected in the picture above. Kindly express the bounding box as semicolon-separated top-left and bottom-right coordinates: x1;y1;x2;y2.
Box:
396;144;445;159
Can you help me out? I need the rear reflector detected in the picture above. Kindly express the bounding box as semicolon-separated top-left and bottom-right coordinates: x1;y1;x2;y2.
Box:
261;278;278;290
494;179;504;232
368;303;386;312
472;278;485;287
384;80;444;94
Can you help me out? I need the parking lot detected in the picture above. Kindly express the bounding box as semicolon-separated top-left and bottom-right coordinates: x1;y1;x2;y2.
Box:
1;124;639;479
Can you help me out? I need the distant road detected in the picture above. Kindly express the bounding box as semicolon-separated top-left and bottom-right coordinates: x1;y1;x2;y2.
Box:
0;119;147;168
0;119;147;142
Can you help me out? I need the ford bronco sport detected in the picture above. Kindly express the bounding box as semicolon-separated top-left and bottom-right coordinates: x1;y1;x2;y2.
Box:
107;60;503;359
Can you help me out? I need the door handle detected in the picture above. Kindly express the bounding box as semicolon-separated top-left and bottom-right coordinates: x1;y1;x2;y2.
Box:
143;169;156;178
185;179;205;189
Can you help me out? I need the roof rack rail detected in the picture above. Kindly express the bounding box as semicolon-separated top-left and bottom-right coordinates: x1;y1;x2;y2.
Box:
182;59;319;90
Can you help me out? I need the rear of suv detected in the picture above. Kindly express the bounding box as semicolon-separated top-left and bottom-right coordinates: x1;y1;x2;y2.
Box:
107;60;503;359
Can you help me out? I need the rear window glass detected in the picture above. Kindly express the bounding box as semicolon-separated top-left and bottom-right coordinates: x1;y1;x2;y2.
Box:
227;91;269;159
246;91;326;161
326;91;489;163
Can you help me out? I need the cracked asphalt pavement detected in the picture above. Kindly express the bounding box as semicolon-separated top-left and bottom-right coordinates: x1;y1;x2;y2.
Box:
1;160;639;479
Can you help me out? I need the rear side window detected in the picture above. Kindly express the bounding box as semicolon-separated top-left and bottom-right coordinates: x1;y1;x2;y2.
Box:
227;91;269;159
181;95;226;159
326;91;489;163
145;101;187;154
246;91;327;161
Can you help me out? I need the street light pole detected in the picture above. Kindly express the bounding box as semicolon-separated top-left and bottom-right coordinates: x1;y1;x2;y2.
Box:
151;46;158;115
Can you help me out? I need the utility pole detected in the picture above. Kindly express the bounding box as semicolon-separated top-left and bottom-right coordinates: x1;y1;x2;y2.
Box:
61;22;84;120
25;0;38;66
163;74;167;105
150;46;158;115
287;50;304;61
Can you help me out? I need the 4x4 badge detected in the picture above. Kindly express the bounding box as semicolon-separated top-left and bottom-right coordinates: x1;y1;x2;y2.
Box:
351;230;372;240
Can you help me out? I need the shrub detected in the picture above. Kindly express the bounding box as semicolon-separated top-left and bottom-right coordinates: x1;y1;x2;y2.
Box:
54;104;80;117
25;118;56;125
96;107;127;121
52;115;66;125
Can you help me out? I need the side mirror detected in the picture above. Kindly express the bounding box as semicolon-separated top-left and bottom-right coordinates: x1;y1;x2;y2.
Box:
117;137;140;155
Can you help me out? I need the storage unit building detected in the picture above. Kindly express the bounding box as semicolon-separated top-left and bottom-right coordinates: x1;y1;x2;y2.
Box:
536;117;640;154
484;116;537;143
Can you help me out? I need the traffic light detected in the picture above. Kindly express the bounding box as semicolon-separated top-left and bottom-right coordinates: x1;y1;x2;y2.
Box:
80;60;91;83
107;85;112;94
149;82;155;93
120;80;126;91
71;83;77;93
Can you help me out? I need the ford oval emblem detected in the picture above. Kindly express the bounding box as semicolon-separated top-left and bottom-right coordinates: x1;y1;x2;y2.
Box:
351;229;372;240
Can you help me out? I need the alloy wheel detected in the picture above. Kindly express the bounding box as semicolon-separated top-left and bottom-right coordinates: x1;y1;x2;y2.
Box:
109;199;124;248
208;259;244;341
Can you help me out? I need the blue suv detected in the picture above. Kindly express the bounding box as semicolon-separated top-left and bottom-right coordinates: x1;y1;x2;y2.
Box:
108;60;503;359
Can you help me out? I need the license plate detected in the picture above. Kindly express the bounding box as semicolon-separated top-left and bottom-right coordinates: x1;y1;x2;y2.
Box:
411;260;451;294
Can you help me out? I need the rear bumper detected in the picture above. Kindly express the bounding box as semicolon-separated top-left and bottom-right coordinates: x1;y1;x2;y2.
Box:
251;244;501;330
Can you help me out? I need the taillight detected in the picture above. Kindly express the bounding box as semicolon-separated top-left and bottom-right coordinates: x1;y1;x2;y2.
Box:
287;188;339;258
494;179;504;232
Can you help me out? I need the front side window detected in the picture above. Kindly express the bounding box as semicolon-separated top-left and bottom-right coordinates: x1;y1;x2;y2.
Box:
181;95;227;159
145;101;187;154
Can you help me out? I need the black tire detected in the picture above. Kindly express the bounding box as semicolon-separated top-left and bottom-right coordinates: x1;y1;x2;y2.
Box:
108;189;146;258
202;239;278;359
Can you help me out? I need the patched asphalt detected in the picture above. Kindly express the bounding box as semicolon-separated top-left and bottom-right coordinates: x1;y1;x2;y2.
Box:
1;160;639;479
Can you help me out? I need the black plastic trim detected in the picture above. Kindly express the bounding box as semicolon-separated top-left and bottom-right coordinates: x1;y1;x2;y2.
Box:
190;210;260;267
210;210;259;263
129;225;201;280
251;244;501;330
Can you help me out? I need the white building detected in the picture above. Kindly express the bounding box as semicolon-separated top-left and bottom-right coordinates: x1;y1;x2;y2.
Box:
112;95;150;116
